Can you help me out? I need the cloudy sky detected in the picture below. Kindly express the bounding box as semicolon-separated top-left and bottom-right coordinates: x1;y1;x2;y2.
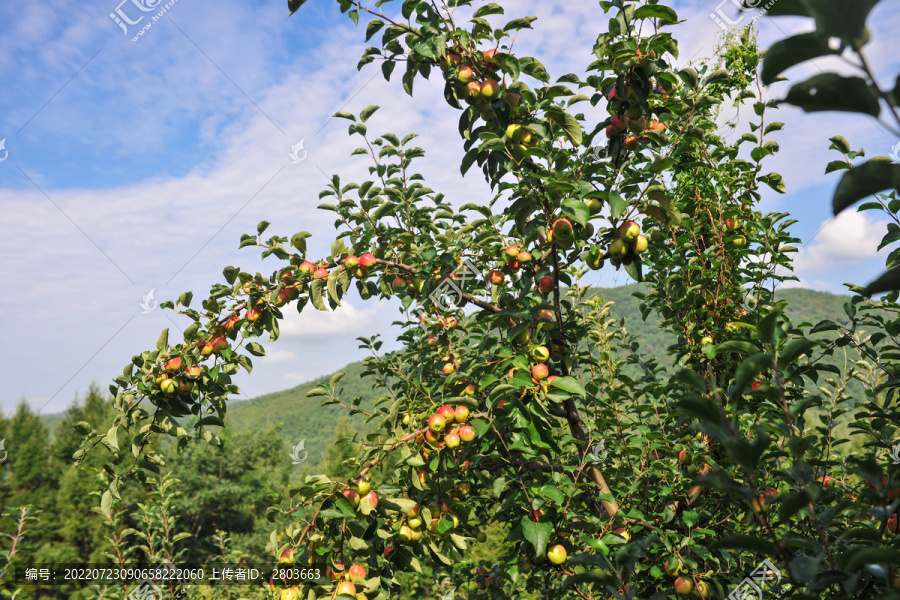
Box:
1;0;898;416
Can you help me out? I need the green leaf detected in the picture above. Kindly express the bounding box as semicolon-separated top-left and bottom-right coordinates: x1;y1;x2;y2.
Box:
783;74;881;117
74;421;92;435
365;19;384;42
633;4;678;22
246;342;266;357
546;110;582;146
473;3;503;18
101;490;113;518
549;376;586;397
291;231;311;253
561;198;590;227
862;266;900;297
842;548;900;571
333;111;356;122
156;329;169;352
711;534;778;557
521;518;553;557
730;352;772;404
503;16;537;31
360;105;380;122
829;135;852;154
287;0;308;15
703;68;729;86
833;161;900;215
761;32;840;86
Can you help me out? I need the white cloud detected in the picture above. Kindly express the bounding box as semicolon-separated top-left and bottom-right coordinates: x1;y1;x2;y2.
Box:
261;349;298;364
794;210;889;273
280;300;389;338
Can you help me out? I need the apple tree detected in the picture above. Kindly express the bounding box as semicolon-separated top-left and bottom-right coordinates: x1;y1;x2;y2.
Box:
78;1;900;599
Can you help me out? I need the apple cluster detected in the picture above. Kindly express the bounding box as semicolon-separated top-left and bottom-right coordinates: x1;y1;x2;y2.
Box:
277;550;368;600
603;220;648;267
724;216;747;249
663;557;713;598
603;48;670;153
416;405;476;458
151;356;203;399
341;476;379;514
441;48;520;123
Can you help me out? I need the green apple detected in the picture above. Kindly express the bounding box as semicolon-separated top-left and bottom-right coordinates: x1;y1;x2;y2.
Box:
531;346;550;363
547;544;567;565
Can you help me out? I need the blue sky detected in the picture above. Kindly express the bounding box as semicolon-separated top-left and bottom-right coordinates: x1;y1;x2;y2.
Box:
1;0;899;416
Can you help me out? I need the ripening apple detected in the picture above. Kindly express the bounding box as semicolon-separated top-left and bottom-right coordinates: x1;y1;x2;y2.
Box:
351;266;367;278
280;587;301;600
246;307;261;322
164;357;183;372
725;217;739;232
517;250;532;263
547;544;567;565
348;563;366;582
520;131;535;146
613;527;631;540
278;547;296;565
176;379;193;395
585;249;604;270
552;219;574;241
442;362;455;375
343;489;360;507
365;491;378;509
608;239;628;258
678;450;692;465
458;425;475;442
392;277;407;291
664;556;684;577
531;346;550;363
344;255;359;268
674;577;693;595
437;405;456;423
607;87;619;101
624;135;640;151
505;244;521;258
465;81;482;101
298;261;315;275
605;125;615;138
481;78;501;98
610;114;627;132
489;270;505;285
429;413;447;433
538;276;554;294
751;381;762;390
359;253;377;268
185;365;201;377
695;581;713;599
160;378;177;396
417;469;430;486
445;431;461;449
628;117;647;134
619;221;640;241
632;234;648;254
355;477;371;495
314;267;329;279
460;384;475;397
732;235;747;249
585;197;603;215
503;92;520;108
455;405;470;422
532;363;549;381
649;119;667;131
335;581;357;596
701;335;713;346
458;66;474;83
507;258;521;271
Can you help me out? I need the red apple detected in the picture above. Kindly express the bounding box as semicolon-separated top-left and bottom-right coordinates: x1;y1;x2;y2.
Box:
445;431;461;449
246;307;261;322
429;413;447;433
751;381;762;390
344;255;359;268
632;233;648;254
458;425;475;442
454;405;470;422
164;357;182;372
664;556;683;576
437;405;456;423
517;250;532;263
298;261;315;275
392;277;407;290
348;563;366;582
610;114;627;132
507;259;521;271
674;577;693;595
678;450;692;465
209;337;229;354
365;491;378;509
489;270;505;285
532;363;549;381
505;244;521;258
551;219;574;241
481;78;501;99
343;489;360;507
185;365;201;377
503;92;520;108
624;135;640;151
358;253;377;268
335;581;356;596
538;276;554;294
458;66;474;83
442;362;455;375
313;267;329;279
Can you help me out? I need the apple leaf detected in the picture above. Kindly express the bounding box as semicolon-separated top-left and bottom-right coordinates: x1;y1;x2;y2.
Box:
365;19;384;42
245;342;265;357
360;105;380;123
833;160;900;215
761;32;840;86
100;490;113;519
783;74;881;117
633;4;678;23
503;16;537;32
521;518;553;557
309;279;328;311
156;329;169;352
287;0;307;15
549;376;585;397
561;198;590;227
729;352;772;404
473;2;503;18
862;266;900;297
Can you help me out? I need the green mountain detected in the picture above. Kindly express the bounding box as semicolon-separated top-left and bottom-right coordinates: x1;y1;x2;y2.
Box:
222;285;863;463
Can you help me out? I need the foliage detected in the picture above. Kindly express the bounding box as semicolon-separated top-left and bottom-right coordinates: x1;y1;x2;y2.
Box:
61;1;900;599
